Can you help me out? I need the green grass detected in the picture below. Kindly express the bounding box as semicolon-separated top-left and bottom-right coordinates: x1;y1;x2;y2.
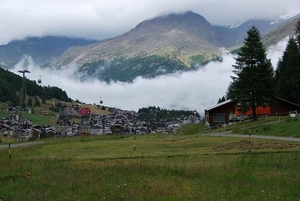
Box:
227;115;300;137
0;110;10;119
20;112;57;126
190;115;300;138
176;123;209;135
1;134;300;200
0;108;57;126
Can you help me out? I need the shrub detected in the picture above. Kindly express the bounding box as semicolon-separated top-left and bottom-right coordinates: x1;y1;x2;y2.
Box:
28;136;36;141
263;124;271;131
286;116;292;123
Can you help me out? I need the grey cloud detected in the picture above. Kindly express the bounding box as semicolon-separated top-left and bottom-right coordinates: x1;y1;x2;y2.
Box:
10;37;288;116
0;0;299;45
8;39;287;114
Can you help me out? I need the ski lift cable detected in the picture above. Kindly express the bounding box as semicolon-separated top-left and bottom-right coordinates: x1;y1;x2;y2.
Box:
26;71;149;107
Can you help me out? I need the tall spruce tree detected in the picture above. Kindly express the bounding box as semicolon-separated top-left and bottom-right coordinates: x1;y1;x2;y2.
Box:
227;26;275;119
275;19;300;104
275;38;300;103
296;19;300;37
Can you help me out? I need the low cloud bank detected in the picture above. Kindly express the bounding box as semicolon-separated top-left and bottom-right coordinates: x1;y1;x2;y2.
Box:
11;38;288;116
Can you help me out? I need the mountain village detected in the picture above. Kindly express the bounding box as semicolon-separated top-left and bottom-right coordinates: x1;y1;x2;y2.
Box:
0;102;200;141
0;12;299;142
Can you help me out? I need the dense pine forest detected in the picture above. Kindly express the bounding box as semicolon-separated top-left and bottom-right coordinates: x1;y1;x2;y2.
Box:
0;67;70;106
138;106;200;122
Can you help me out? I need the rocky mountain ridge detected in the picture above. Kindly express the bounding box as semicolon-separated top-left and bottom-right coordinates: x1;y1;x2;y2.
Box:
1;11;300;82
0;36;98;68
53;12;300;82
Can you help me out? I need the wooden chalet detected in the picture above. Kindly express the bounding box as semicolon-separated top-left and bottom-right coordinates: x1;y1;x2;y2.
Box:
204;97;300;127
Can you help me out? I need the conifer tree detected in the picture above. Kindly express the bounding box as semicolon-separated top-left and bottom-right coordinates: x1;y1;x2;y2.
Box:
34;96;41;107
227;26;275;119
27;97;33;107
296;19;300;36
217;96;226;104
275;38;300;103
275;19;300;104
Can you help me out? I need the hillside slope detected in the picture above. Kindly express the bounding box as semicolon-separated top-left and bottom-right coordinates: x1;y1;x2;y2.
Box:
0;36;98;68
262;16;300;47
52;12;300;82
1;12;299;83
54;12;222;68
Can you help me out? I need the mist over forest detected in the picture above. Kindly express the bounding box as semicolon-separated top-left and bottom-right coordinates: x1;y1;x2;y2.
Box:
9;37;288;116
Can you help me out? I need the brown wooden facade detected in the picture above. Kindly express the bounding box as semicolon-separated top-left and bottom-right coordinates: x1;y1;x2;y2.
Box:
205;98;300;126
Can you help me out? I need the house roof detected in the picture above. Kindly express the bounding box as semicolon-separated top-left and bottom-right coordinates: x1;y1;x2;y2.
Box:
205;97;300;112
205;99;233;111
276;97;300;108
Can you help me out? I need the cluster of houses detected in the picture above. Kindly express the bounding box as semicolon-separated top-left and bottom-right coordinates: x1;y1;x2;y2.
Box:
2;96;300;141
0;112;56;140
0;105;200;141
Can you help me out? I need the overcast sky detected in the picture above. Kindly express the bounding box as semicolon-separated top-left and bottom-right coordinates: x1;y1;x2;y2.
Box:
1;0;300;45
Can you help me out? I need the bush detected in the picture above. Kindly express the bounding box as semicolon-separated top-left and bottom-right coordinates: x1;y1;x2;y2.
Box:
263;124;271;131
40;132;47;139
28;136;36;141
286;116;292;123
286;116;298;122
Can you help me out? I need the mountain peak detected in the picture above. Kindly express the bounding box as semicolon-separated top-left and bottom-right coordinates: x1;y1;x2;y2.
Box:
134;11;211;33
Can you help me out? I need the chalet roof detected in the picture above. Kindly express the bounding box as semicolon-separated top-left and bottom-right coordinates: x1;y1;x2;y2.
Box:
205;97;300;112
276;97;300;108
205;99;233;111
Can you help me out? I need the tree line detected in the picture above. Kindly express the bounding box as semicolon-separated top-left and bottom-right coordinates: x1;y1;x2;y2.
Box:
138;106;200;122
226;19;300;119
0;67;70;106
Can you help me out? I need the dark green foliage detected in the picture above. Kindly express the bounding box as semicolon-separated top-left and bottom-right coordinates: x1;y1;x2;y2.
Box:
34;96;41;107
296;19;300;54
12;94;20;107
227;26;276;119
285;116;298;123
286;116;292;123
190;54;222;67
27;97;33;107
0;67;69;105
40;130;47;139
217;96;226;104
138;106;200;122
80;56;190;82
263;124;271;131
231;48;242;55
275;21;300;104
42;96;46;104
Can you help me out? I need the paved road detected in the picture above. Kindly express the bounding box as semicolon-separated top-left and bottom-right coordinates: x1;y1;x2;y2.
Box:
199;131;300;142
0;141;45;150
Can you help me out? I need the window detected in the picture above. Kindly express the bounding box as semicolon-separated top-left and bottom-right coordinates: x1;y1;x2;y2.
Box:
213;113;225;123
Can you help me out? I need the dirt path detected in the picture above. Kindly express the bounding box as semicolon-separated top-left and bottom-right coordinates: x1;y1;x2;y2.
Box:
0;141;45;150
200;131;300;142
1;133;300;151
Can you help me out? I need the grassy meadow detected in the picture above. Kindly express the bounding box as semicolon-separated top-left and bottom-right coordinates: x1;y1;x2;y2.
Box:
1;130;300;200
0;100;109;127
228;115;300;137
